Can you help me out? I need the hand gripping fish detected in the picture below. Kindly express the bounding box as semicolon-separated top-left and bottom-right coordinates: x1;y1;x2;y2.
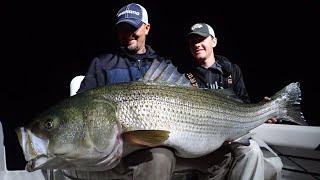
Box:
16;60;306;172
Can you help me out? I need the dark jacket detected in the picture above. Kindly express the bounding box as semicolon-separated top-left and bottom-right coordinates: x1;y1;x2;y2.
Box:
77;45;171;93
187;55;250;103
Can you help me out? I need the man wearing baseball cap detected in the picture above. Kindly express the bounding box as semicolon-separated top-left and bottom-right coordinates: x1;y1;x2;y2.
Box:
76;3;176;179
78;3;171;91
114;3;151;54
185;23;283;180
185;22;249;99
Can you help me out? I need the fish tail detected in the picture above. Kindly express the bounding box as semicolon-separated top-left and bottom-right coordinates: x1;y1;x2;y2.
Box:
271;82;307;125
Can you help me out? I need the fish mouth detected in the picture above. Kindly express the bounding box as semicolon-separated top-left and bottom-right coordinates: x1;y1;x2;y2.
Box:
26;155;53;172
17;126;123;171
26;154;72;172
25;137;124;172
16;127;49;161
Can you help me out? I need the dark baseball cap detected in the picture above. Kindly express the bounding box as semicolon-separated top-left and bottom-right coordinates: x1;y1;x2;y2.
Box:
116;3;149;29
187;23;215;38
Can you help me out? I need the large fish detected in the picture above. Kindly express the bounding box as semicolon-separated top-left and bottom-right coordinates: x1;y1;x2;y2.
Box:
16;60;306;172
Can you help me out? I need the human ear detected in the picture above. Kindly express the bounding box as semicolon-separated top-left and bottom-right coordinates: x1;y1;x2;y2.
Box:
145;24;150;35
212;37;217;48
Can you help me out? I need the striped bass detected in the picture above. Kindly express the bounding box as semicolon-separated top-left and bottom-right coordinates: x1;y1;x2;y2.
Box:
16;60;306;172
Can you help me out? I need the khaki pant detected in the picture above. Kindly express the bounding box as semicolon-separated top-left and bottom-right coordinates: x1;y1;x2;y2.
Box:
174;139;282;180
60;147;175;180
60;139;282;180
131;148;175;180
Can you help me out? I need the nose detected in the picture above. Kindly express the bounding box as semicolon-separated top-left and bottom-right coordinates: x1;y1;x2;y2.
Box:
194;43;201;48
117;24;136;37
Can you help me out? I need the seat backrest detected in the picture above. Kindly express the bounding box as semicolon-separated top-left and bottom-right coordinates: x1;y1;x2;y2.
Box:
70;75;85;96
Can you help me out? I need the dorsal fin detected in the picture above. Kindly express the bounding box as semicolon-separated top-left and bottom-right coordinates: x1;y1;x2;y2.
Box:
141;60;192;87
142;60;168;81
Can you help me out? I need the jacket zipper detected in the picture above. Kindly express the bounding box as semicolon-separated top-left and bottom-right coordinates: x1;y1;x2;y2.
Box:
137;59;141;70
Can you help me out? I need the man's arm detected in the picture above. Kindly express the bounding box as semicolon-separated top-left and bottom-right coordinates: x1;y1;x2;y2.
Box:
231;64;250;103
77;57;104;93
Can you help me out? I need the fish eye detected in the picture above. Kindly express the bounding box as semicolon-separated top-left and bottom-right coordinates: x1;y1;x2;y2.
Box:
44;119;54;129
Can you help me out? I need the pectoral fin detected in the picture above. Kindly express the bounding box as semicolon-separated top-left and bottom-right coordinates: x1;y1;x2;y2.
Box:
227;132;253;146
122;130;170;147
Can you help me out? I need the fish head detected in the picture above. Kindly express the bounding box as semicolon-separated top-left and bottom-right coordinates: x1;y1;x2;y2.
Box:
16;94;123;172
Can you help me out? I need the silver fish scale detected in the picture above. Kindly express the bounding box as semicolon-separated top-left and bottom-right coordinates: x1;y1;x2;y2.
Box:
16;82;302;170
98;82;279;157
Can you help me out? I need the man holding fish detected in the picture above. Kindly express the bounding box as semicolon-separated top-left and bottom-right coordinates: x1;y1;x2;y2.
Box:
16;3;306;180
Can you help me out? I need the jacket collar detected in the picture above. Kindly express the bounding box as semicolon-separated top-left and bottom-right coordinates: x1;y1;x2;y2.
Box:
193;56;224;74
119;45;158;60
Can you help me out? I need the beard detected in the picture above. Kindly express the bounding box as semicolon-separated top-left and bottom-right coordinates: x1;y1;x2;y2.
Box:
126;43;139;53
120;37;145;54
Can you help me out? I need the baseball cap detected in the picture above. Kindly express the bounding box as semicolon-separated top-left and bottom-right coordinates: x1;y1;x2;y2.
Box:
187;23;215;38
116;3;149;29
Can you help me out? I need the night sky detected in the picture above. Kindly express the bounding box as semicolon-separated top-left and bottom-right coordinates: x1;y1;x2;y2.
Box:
1;0;319;170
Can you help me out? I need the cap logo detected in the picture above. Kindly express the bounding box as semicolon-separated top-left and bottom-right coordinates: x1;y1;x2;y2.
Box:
191;24;203;30
187;23;215;38
117;10;140;17
115;3;148;28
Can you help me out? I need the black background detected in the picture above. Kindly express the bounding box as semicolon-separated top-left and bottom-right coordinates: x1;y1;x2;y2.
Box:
1;0;319;170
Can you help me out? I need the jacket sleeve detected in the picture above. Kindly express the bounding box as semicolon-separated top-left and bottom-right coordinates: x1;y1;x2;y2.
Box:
77;57;105;93
231;64;250;103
